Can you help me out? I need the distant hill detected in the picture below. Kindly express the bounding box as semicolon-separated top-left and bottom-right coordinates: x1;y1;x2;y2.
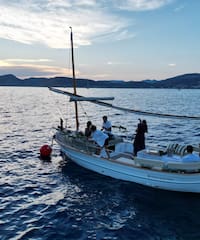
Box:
0;73;200;88
152;73;200;88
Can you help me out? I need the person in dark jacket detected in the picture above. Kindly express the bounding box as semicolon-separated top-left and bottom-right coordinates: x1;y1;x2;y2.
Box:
133;119;148;156
85;121;92;137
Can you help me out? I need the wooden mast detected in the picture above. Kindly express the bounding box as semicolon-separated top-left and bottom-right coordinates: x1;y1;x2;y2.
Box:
69;27;79;131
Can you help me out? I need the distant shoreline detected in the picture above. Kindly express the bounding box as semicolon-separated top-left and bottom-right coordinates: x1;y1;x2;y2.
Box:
0;73;200;89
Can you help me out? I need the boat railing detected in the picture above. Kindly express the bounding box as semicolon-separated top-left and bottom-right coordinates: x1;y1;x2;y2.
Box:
69;136;98;153
57;130;97;154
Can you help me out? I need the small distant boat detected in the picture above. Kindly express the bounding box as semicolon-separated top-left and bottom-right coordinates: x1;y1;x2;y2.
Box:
50;28;200;193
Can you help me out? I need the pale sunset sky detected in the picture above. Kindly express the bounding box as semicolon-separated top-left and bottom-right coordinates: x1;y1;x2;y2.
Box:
0;0;199;81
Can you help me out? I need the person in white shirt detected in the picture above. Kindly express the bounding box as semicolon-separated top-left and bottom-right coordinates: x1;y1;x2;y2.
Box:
90;125;110;158
101;115;113;140
182;145;200;162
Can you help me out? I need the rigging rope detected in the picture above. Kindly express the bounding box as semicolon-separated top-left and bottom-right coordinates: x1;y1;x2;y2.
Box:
49;90;65;120
79;102;90;120
49;87;200;120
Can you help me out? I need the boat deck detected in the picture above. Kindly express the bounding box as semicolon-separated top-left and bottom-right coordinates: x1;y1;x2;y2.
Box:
111;150;200;173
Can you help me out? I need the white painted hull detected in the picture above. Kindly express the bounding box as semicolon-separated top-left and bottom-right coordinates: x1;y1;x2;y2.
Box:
58;140;200;193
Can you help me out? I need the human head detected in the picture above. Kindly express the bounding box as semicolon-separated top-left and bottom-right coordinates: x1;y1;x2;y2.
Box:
103;116;107;122
142;119;148;132
186;145;193;153
142;119;147;125
91;125;97;132
87;121;92;127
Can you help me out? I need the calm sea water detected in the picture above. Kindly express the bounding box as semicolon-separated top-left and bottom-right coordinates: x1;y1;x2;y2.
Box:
1;87;200;240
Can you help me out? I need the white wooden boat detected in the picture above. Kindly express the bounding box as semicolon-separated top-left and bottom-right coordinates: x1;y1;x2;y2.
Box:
54;128;200;193
50;28;200;193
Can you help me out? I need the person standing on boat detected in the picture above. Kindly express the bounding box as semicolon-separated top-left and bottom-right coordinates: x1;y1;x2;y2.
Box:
101;115;112;139
90;125;110;158
133;119;148;156
85;121;92;138
182;145;200;162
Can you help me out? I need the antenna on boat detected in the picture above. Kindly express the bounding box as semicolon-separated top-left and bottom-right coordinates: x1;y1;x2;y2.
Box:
69;26;79;131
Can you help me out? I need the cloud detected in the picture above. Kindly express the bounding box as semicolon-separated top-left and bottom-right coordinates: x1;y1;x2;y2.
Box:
168;63;176;67
90;73;111;79
107;61;129;65
0;0;131;49
174;4;185;12
5;59;52;63
0;0;174;49
113;0;174;11
0;58;73;78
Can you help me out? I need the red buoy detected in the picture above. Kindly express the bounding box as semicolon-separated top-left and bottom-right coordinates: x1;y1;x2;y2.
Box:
40;145;52;160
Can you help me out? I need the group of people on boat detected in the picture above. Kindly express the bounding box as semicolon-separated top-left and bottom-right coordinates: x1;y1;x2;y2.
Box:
84;115;148;158
132;119;200;161
83;116;199;162
84;116;112;138
84;116;112;158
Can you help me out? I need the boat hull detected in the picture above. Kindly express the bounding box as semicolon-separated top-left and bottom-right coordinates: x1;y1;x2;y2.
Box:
58;141;200;193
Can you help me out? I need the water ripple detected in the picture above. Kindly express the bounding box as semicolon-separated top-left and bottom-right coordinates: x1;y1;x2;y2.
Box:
1;87;200;240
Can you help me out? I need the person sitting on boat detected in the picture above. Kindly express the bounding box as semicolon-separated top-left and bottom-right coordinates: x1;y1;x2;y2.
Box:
90;125;110;158
182;145;200;162
133;119;148;156
85;121;92;138
101;115;113;139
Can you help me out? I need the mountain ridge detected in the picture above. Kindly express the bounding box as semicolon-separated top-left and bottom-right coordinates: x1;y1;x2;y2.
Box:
0;73;200;88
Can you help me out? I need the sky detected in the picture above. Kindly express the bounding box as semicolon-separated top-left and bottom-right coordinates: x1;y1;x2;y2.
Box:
0;0;200;81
